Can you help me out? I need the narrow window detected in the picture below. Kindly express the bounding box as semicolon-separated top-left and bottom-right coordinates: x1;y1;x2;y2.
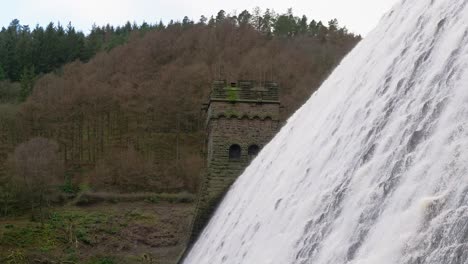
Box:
229;144;241;160
248;145;260;159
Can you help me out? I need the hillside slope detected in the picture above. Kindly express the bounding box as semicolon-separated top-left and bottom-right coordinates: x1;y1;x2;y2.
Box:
2;21;358;192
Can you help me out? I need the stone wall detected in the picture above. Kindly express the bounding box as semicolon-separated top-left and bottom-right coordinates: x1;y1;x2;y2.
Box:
207;101;280;121
204;116;280;199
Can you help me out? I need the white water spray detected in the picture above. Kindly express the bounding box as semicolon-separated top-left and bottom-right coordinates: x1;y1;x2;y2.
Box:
184;0;468;263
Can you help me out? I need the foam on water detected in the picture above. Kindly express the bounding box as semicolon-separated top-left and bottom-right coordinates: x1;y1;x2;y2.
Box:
184;0;468;263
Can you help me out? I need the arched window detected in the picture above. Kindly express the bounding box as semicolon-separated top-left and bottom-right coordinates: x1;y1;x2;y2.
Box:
229;144;241;160
248;145;260;159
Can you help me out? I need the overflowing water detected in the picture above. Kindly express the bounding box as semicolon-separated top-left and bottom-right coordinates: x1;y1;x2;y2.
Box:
184;0;468;263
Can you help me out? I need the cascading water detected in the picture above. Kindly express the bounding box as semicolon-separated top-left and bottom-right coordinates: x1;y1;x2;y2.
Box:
184;0;468;263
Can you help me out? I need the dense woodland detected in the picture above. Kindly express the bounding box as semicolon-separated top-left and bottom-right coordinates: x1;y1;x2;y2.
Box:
0;19;149;83
0;8;361;219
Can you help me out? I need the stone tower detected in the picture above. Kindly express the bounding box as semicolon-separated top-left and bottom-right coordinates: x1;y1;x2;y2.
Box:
192;80;281;238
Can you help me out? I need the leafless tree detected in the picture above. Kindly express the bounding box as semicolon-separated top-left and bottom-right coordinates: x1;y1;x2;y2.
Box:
13;137;63;223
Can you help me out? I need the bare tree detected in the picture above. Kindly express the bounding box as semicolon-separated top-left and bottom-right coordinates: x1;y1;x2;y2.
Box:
13;137;63;223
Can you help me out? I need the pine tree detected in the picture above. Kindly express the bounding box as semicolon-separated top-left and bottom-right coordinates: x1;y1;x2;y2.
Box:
216;10;226;24
309;20;318;36
298;15;308;34
157;20;166;30
182;16;193;27
199;15;208;25
237;10;251;26
317;21;328;41
328;19;339;32
4;19;21;81
140;21;150;32
19;66;35;101
0;64;5;80
208;16;216;26
261;9;274;35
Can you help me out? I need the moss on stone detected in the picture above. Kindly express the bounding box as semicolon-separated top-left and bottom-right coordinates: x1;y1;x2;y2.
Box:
226;88;239;102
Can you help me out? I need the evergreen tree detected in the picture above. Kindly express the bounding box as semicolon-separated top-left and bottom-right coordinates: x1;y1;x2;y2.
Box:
0;10;360;84
43;22;60;72
157;20;166;30
328;19;339;32
64;22;85;62
182;16;193;27
124;21;132;32
237;10;252;26
273;9;297;37
216;10;226;24
140;21;150;32
0;64;5;81
298;15;308;34
19;66;35;101
31;24;46;73
132;21;139;31
261;9;274;35
309;20;318;36
199;15;208;25
208;16;216;26
317;21;328;41
4;19;21;81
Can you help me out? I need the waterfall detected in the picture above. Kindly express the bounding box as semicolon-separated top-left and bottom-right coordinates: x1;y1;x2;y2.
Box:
184;0;468;263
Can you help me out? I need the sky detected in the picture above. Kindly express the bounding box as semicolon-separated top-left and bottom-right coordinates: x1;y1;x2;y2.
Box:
1;0;400;36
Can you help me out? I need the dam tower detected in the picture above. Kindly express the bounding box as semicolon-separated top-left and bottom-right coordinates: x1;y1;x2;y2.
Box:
192;80;281;237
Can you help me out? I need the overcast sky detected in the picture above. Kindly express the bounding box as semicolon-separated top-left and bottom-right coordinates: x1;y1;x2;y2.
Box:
2;0;399;36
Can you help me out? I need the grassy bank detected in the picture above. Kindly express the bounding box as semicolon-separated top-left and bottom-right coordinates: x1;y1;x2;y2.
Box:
0;201;194;264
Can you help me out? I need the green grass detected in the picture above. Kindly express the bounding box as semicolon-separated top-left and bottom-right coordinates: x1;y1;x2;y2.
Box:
0;202;192;263
0;210;116;252
0;223;57;249
145;191;195;204
4;249;26;264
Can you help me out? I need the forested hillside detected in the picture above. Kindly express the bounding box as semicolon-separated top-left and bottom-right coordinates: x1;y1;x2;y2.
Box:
0;18;156;104
0;7;360;212
0;19;150;82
